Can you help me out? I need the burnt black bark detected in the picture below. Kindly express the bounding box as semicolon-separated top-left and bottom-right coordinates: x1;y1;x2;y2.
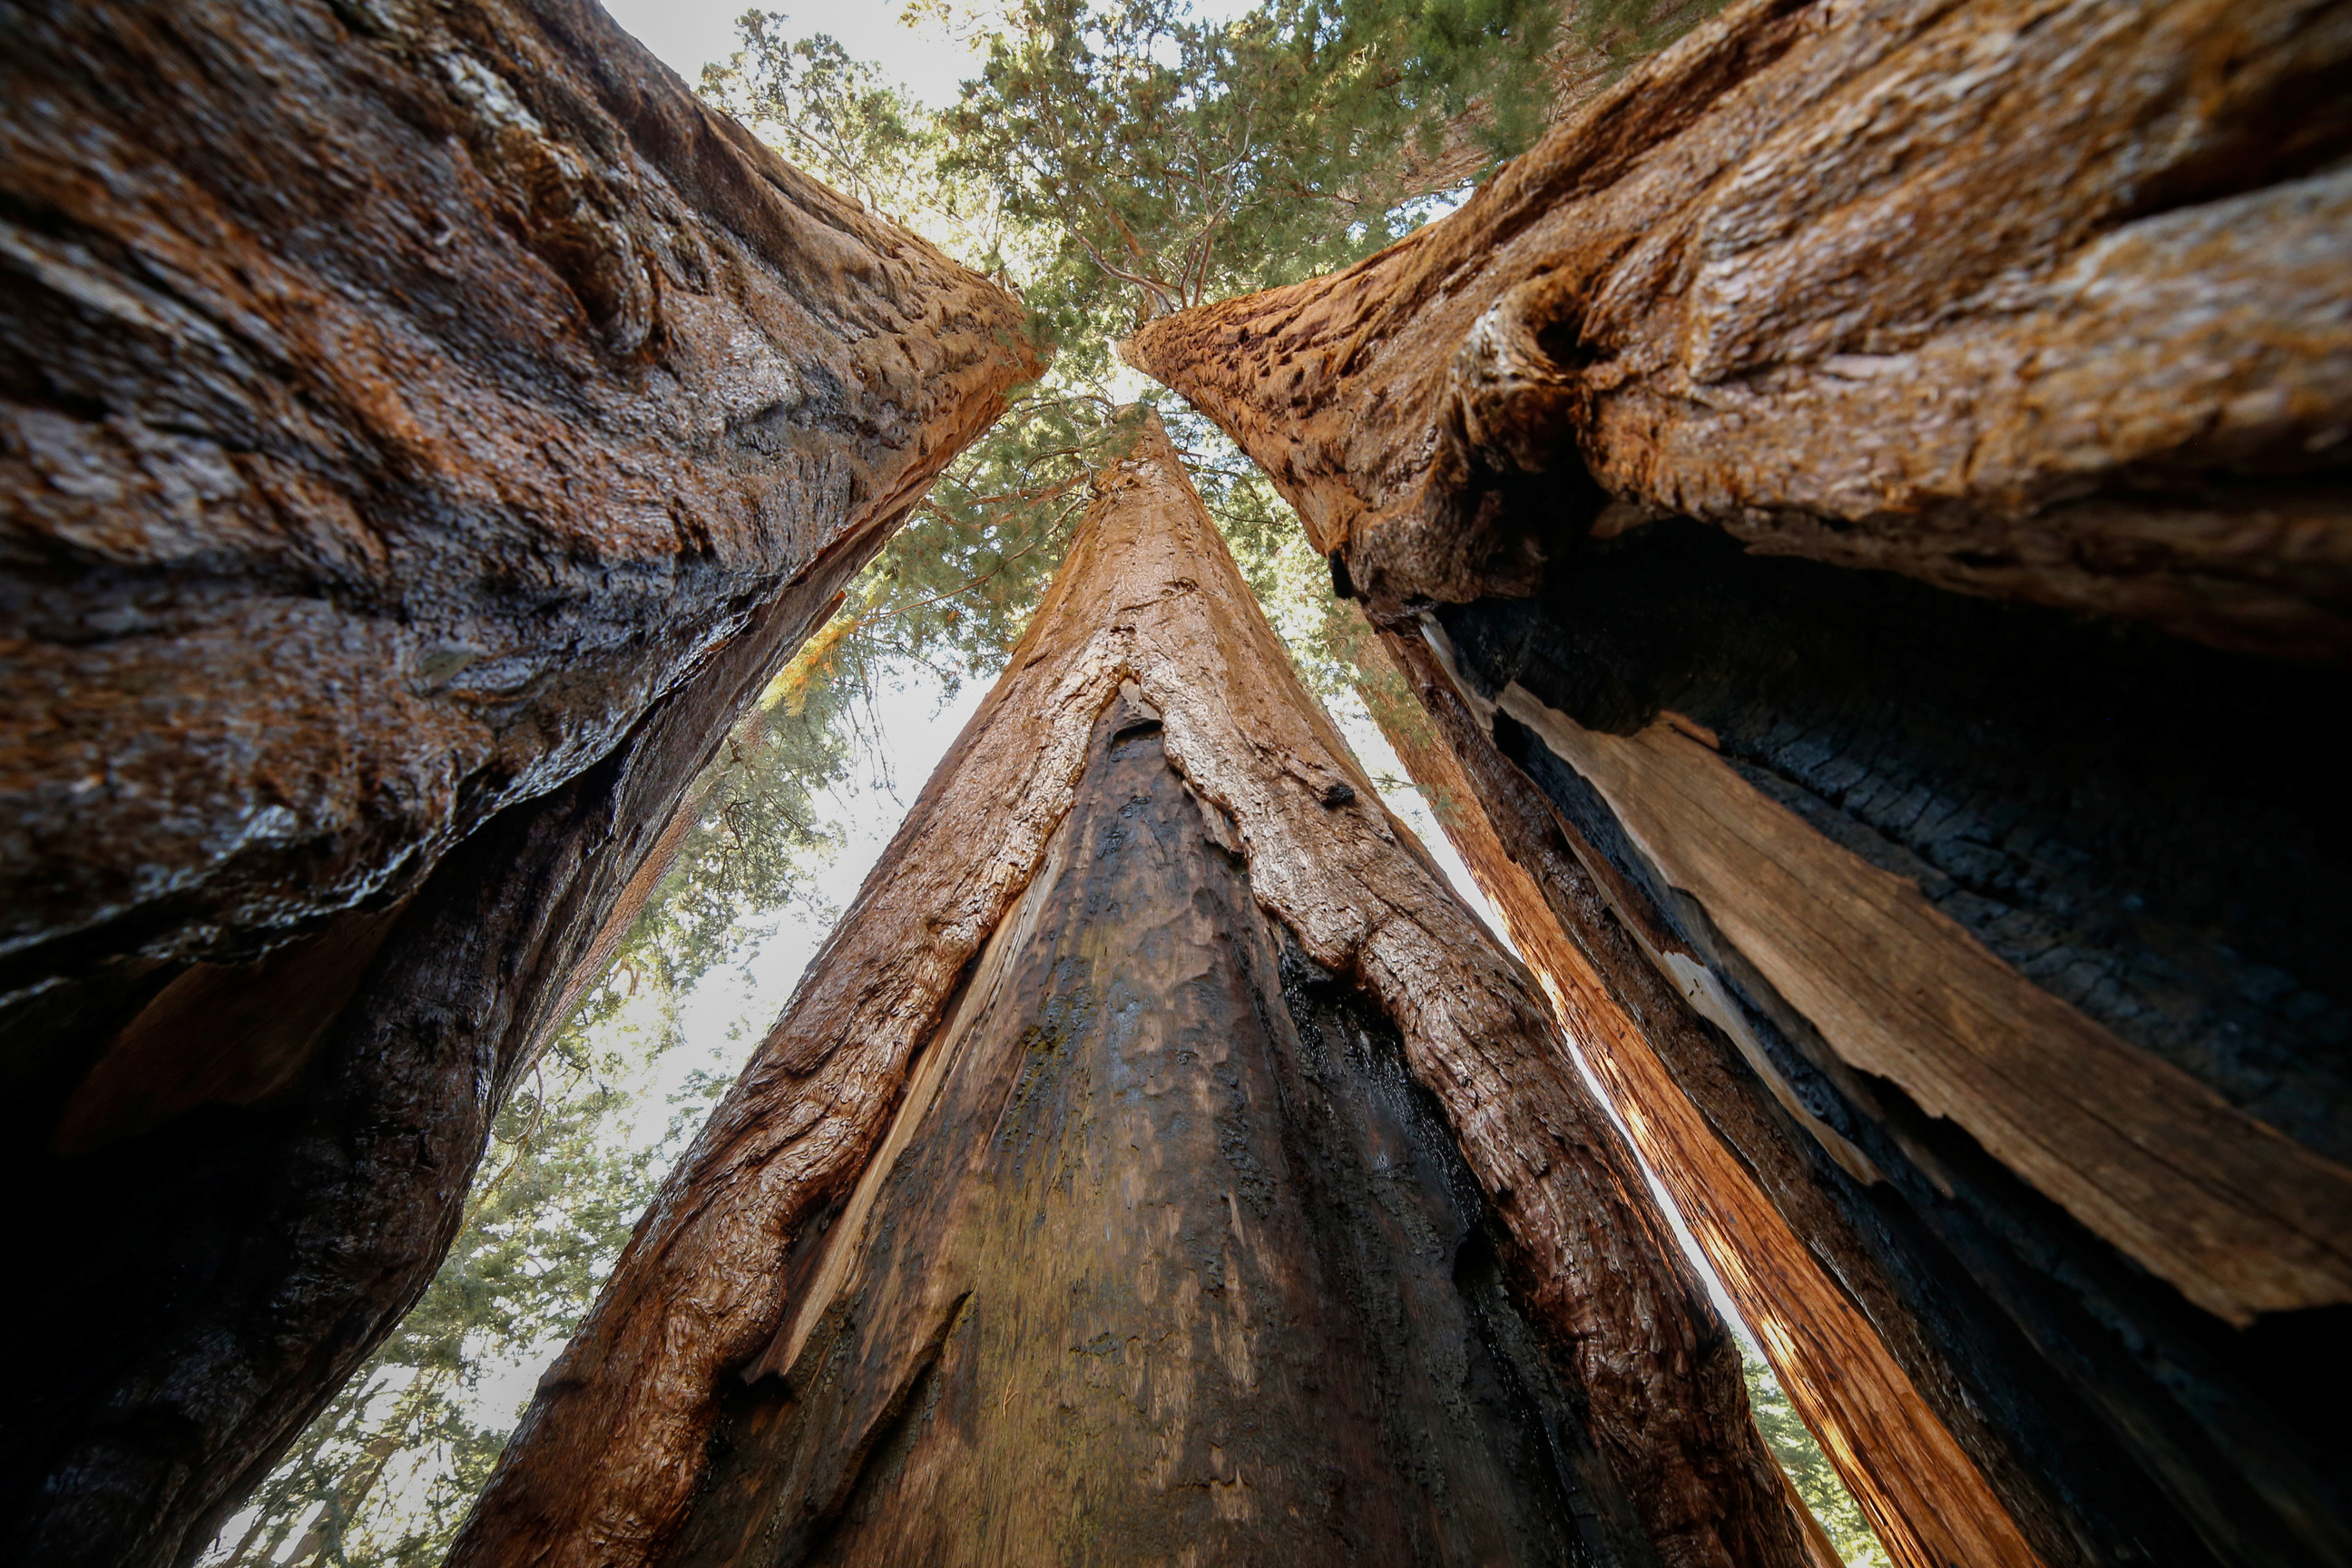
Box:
1415;516;2352;1568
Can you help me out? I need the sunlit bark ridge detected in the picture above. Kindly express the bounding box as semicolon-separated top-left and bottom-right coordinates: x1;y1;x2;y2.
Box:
448;409;1826;1568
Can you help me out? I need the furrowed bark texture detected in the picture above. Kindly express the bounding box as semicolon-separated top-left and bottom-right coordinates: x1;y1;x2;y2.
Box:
1132;6;2352;1562
664;697;1647;1565
0;2;1035;1562
448;411;1820;1568
3;0;1029;982
1126;0;2352;662
1337;594;2352;1568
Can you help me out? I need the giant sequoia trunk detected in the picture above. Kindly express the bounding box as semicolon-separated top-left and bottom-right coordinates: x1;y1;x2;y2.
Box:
0;2;1034;1562
1130;0;2352;662
446;411;1828;1568
1129;3;2352;1566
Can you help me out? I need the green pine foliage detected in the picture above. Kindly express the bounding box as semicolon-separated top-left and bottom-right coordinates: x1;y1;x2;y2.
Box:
1743;1341;1894;1568
935;0;1553;333
564;652;858;1042
701;0;1565;703
1573;0;1731;75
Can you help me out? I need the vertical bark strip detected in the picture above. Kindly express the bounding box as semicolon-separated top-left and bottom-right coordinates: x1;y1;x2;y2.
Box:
451;411;1819;1568
2;1;1036;1561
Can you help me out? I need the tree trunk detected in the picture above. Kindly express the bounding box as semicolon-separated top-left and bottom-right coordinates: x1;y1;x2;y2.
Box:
1126;0;2352;663
0;2;1035;1563
446;410;1825;1568
1383;604;2352;1568
1124;5;2352;1563
1348;623;2049;1568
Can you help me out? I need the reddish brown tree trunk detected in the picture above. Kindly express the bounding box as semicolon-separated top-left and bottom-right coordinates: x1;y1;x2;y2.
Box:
0;2;1034;1562
1125;5;2352;1562
447;412;1825;1568
1127;0;2352;662
1347;623;2043;1568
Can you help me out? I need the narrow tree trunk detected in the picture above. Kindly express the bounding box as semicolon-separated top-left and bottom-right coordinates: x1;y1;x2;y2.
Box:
223;1508;302;1568
1126;5;2352;1564
0;2;1035;1562
1126;0;2352;663
447;410;1823;1568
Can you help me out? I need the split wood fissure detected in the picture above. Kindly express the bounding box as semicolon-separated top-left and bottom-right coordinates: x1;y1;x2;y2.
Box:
1482;673;2352;1326
1357;624;2045;1568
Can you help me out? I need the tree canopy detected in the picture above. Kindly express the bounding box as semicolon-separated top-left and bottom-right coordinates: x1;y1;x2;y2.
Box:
698;0;1566;709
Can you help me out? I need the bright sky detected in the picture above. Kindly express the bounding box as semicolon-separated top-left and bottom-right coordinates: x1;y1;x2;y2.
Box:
600;0;974;104
600;0;1266;105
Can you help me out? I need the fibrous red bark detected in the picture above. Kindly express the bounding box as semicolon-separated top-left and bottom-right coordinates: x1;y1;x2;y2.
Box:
1129;5;2352;1562
3;0;1030;984
447;411;1824;1568
1126;0;2352;662
0;2;1034;1562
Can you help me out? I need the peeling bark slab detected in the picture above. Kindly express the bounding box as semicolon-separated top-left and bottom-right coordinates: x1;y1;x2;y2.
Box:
1497;682;2352;1325
1356;624;2045;1568
1416;533;2352;1325
1127;0;2352;662
0;2;1035;1563
1371;586;2352;1568
446;413;1823;1568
